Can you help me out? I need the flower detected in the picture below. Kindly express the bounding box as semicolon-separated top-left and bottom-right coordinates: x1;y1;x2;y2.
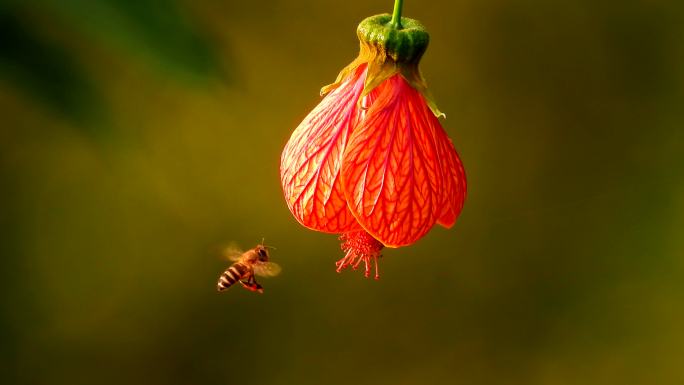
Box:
280;13;466;279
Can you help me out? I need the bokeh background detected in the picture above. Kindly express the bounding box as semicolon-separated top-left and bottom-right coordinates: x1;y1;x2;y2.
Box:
1;0;683;384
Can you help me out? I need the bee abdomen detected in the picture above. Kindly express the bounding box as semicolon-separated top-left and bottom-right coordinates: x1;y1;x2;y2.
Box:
217;264;247;292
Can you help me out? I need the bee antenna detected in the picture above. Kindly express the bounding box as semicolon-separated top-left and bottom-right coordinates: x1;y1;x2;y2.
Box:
258;237;276;250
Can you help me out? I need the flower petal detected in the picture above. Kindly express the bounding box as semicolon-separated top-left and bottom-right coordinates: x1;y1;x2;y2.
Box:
435;127;466;228
341;75;444;247
280;66;367;233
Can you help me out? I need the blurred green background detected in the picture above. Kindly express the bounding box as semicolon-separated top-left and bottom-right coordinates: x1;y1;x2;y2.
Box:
1;0;683;384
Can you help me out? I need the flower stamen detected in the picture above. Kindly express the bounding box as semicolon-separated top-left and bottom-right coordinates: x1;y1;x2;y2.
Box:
337;231;384;279
373;255;380;280
335;250;354;271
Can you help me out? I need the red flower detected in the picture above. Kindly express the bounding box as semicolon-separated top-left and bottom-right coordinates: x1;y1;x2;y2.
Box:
280;14;466;278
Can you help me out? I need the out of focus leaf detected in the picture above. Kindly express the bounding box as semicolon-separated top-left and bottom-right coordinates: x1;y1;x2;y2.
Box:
40;0;223;81
0;0;227;135
0;9;105;129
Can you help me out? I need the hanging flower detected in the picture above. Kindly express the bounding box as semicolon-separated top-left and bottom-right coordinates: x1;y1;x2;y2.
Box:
280;5;466;279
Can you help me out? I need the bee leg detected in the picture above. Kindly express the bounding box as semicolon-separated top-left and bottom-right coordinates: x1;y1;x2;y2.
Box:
239;275;263;293
250;275;264;293
239;279;257;291
238;275;254;290
253;280;264;294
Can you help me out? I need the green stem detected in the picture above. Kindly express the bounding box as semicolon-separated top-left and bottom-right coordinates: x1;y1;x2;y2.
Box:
390;0;404;29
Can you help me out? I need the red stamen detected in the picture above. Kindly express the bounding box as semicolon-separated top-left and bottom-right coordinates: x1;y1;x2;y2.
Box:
337;231;384;279
374;255;379;280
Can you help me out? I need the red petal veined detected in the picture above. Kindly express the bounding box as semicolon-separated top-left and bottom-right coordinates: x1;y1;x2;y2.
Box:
341;75;446;247
280;66;367;233
435;125;466;228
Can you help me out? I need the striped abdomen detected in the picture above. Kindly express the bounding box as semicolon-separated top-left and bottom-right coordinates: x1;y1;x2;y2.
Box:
217;263;248;291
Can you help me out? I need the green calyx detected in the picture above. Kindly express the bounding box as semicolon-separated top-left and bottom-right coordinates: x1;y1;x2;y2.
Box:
357;14;429;66
321;14;444;118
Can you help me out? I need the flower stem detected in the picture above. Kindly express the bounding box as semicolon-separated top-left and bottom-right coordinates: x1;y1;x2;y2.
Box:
390;0;404;29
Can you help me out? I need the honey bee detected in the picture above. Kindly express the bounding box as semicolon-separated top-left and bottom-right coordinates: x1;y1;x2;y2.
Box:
217;243;281;294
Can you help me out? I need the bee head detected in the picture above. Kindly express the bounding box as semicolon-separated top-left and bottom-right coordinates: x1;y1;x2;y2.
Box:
255;245;269;262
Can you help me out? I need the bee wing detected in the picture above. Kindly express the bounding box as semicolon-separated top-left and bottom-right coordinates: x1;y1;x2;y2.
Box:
253;262;281;277
222;243;244;261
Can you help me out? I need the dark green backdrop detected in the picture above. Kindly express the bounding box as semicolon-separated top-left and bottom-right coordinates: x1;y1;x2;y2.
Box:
1;1;682;384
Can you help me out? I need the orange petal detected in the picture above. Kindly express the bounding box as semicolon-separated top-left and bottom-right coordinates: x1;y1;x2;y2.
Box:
435;127;467;228
341;75;445;247
280;66;367;233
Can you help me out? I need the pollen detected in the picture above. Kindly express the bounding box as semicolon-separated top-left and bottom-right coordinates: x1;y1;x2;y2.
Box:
336;231;384;279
